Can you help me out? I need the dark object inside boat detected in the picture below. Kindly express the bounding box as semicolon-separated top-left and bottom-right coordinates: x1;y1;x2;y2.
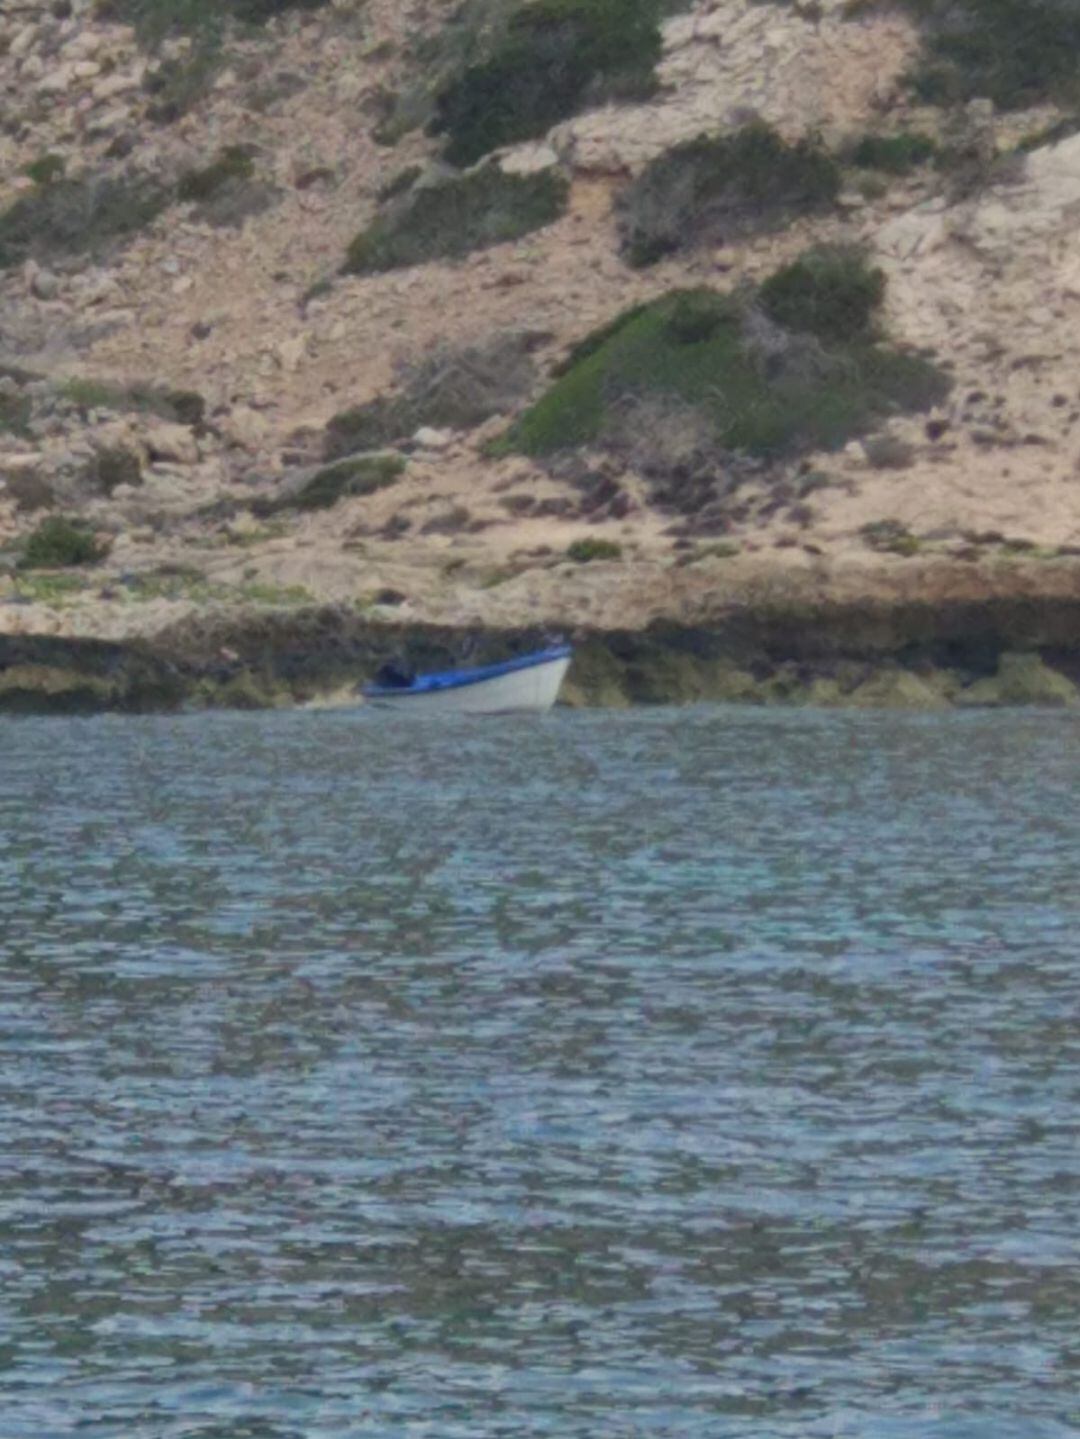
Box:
373;659;416;689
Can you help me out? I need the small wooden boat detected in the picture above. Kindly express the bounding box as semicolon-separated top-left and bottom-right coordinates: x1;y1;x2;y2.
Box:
363;644;572;715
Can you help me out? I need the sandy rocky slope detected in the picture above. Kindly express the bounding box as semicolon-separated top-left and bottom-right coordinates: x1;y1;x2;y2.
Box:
4;0;1080;707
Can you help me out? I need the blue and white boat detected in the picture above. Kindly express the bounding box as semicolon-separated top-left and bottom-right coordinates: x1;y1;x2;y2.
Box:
363;644;572;715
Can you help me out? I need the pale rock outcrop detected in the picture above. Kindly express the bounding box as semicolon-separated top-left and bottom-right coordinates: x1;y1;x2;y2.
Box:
546;0;917;175
955;133;1080;261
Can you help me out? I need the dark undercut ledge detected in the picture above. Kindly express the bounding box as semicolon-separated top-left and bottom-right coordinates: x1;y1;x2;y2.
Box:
7;580;1080;714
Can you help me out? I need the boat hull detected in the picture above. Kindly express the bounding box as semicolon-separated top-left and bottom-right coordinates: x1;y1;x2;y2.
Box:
365;655;571;715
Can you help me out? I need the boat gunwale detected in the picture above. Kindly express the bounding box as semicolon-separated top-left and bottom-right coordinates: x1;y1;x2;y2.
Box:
362;645;572;699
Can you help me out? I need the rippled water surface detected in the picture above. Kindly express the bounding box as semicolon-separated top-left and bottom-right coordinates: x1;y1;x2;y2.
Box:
0;706;1078;1438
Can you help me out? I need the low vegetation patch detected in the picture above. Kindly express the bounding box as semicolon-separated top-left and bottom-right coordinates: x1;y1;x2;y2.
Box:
429;0;664;167
96;0;332;43
177;145;255;202
758;246;886;344
85;445;143;495
143;47;222;124
860;518;921;556
12;572;90;606
846;131;938;173
176;146;276;227
567;537;622;563
617;123;841;267
61;378;206;429
325;331;540;459
23;154;66;187
95;0;331;121
501;269;948;488
0;173;170;270
905;0;1080;110
256;454;406;514
20;517;109;570
343;165;569;274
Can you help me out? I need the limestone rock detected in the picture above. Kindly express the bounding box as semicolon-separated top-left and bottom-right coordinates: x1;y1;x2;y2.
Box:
143;422;199;466
877;205;949;262
957;133;1080;261
24;261;60;301
413;427;454;452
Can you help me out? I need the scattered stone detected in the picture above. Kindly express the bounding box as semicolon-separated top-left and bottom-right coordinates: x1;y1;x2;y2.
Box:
24;261;59;301
412;427;454;451
143;422;199;466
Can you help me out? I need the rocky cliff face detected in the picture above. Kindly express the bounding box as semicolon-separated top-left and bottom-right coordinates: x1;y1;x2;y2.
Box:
3;0;1080;706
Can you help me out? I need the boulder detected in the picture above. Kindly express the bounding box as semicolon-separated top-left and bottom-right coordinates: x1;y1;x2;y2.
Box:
413;427;454;452
143;421;199;466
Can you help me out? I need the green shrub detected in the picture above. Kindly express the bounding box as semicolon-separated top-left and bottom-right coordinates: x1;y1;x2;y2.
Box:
98;0;330;43
860;518;920;555
758;246;886;343
377;165;423;203
567;537;622;562
258;454;406;513
847;131;938;173
177;145;256;201
0;174;170;270
85;445;143;495
143;47;221;123
175;146;277;226
904;0;1080;110
20;517;109;570
429;0;664;166
23;154;66;186
61;378;206;428
617;123;841;267
663;290;734;344
343;165;569;275
551;303;652;376
503;283;948;462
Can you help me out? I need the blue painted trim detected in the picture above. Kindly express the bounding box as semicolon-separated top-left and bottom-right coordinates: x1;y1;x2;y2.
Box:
364;644;572;698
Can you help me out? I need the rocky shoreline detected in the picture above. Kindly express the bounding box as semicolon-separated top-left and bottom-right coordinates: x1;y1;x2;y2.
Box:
7;580;1080;715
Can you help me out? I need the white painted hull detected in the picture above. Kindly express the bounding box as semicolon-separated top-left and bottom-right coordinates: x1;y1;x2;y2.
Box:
366;655;570;715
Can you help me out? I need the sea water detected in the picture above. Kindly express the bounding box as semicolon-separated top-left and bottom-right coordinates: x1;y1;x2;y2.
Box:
0;707;1076;1438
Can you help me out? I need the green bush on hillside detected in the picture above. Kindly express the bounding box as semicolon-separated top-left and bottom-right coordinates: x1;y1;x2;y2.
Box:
96;0;331;43
906;0;1080;109
85;445;144;495
61;378;206;429
23;154;66;186
256;455;406;514
502;281;947;464
177;146;277;227
847;132;938;173
343;165;569;275
617;123;841;267
20;517;109;570
567;537;622;562
177;145;256;202
758;247;886;344
0;174;170;270
429;0;664;166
